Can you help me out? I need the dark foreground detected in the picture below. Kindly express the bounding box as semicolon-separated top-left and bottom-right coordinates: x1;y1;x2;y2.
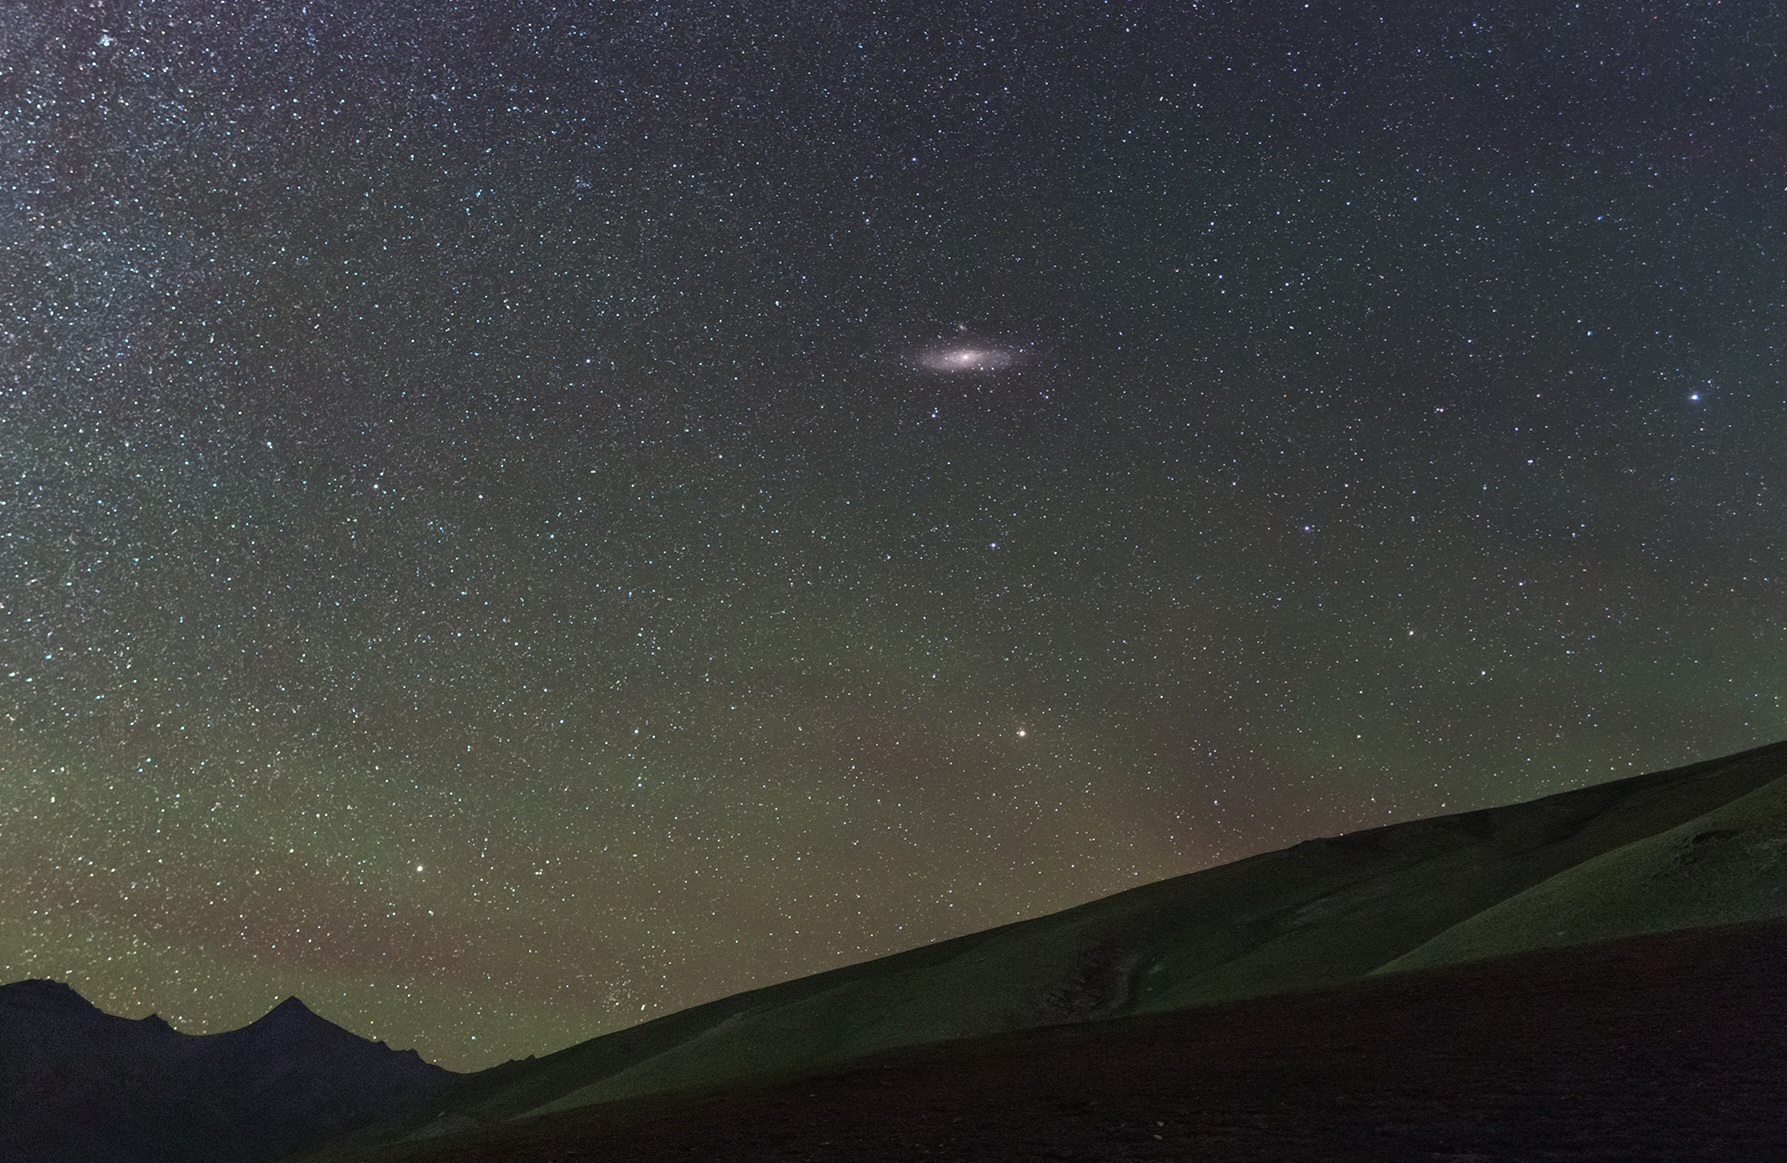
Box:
356;918;1787;1163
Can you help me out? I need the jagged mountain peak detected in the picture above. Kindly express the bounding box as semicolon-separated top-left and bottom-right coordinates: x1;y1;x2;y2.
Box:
257;995;320;1023
0;978;100;1013
236;994;349;1040
227;995;386;1055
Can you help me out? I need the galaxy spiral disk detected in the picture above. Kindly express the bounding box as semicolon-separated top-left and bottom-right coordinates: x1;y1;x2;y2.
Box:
914;344;1019;372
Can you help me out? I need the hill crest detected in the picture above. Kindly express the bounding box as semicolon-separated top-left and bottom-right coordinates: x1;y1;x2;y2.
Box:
310;737;1787;1159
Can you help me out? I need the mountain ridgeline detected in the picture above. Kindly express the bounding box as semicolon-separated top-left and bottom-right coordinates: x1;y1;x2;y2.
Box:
310;738;1787;1159
10;740;1786;1163
0;982;452;1163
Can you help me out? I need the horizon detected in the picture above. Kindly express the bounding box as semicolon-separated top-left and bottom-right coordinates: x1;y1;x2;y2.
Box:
15;734;1787;1072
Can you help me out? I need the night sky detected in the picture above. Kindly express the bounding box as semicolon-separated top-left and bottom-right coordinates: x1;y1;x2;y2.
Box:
4;0;1784;1070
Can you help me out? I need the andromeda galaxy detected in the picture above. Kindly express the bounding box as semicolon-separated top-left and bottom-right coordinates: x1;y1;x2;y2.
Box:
915;344;1017;372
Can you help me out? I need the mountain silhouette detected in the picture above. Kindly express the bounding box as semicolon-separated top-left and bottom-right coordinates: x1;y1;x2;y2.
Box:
0;982;452;1163
19;740;1787;1162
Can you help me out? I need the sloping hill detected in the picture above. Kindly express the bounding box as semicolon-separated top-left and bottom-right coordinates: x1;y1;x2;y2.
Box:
298;916;1787;1163
0;982;453;1163
308;738;1787;1157
1378;762;1787;974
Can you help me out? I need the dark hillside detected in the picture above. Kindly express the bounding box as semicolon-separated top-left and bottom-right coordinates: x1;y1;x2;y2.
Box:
307;916;1787;1163
312;738;1787;1152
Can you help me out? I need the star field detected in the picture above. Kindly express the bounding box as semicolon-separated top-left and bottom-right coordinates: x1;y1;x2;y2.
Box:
3;1;1785;1069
